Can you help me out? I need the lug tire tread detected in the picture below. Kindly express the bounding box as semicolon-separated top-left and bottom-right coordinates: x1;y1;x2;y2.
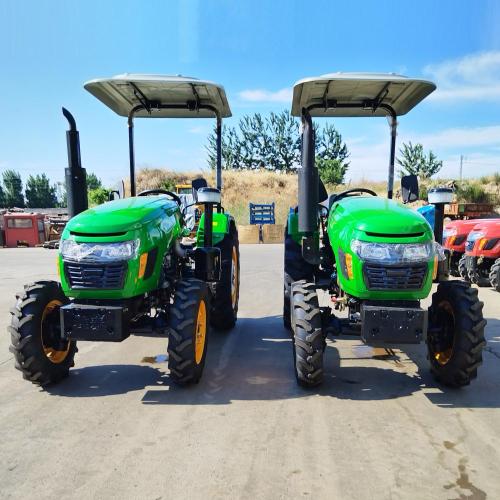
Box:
167;279;211;386
489;258;500;292
8;280;77;387
290;281;324;387
427;281;486;387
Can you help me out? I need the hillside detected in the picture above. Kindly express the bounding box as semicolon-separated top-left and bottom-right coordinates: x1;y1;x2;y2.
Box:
132;168;500;226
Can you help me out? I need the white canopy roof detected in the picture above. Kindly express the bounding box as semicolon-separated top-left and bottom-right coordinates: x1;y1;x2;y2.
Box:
291;73;436;117
84;74;231;118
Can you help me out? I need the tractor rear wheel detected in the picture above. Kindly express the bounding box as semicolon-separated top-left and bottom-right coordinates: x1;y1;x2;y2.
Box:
290;281;325;387
283;225;314;330
168;279;211;385
8;280;77;386
489;258;500;292
458;254;471;282
427;281;486;387
211;225;240;330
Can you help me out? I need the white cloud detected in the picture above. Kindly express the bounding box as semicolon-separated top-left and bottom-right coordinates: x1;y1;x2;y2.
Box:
188;125;207;134
238;87;293;103
407;125;500;150
424;51;500;102
344;124;500;181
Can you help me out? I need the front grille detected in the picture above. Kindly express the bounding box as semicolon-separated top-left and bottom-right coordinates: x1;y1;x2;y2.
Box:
64;261;127;289
363;263;427;290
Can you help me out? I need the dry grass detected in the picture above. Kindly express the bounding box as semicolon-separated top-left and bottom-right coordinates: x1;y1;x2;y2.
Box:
131;168;499;225
133;169;298;224
221;170;297;224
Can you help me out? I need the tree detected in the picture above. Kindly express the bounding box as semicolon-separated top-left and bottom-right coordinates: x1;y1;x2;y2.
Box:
266;111;300;172
0;182;5;208
397;142;443;179
315;123;350;184
88;187;110;206
2;170;24;208
316;158;349;185
316;123;349;164
238;114;269;170
86;172;103;191
205;111;349;175
206;125;243;170
25;174;58;208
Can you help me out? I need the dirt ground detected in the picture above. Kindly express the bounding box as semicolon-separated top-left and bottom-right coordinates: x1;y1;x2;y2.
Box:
0;246;499;500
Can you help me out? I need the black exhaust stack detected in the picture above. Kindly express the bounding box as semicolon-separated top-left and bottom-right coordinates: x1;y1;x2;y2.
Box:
298;108;320;264
63;108;88;218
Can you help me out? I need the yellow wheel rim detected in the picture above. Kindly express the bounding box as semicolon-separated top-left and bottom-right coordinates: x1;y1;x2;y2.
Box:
41;300;70;364
194;300;207;364
435;348;453;365
231;246;238;310
433;300;455;366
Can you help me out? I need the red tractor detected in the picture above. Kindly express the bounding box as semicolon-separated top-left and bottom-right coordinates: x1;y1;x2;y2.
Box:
443;219;491;277
460;219;500;290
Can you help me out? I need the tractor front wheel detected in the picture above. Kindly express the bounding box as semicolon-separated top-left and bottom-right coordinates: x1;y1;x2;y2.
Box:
489;258;500;292
469;266;491;287
211;225;240;331
458;254;471;282
167;279;211;385
290;281;325;387
427;281;486;387
8;280;77;386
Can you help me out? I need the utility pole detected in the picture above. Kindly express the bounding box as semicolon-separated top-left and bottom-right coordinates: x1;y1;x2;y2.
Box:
459;154;463;181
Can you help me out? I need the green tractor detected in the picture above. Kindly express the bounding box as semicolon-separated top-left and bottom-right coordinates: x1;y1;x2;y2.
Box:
284;73;486;388
8;74;240;387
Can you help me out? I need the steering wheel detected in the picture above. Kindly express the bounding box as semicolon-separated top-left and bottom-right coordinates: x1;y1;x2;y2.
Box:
137;189;182;205
329;188;377;207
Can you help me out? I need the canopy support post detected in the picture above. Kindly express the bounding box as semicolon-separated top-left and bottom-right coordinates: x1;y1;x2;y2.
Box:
216;113;222;191
386;109;397;199
127;105;144;197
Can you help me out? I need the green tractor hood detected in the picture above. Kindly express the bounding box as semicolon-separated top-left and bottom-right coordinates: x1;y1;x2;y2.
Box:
331;197;431;238
66;196;179;234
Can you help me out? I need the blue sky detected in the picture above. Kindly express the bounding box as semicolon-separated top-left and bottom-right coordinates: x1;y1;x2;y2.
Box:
1;0;500;189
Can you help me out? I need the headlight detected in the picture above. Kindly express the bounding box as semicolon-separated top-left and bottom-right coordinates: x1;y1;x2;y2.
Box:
60;239;140;262
351;240;434;263
443;227;457;238
467;231;485;243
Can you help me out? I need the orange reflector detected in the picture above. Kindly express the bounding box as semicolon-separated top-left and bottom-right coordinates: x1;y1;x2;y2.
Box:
448;236;456;246
138;252;148;279
345;253;354;280
478;238;488;250
432;255;438;280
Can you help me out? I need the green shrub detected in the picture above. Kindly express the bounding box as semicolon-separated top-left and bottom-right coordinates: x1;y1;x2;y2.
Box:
316;158;348;186
88;187;110;206
455;182;489;203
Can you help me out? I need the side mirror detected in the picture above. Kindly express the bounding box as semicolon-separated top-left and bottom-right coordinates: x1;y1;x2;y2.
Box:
192;178;208;202
108;190;120;201
109;180;125;200
401;175;419;203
